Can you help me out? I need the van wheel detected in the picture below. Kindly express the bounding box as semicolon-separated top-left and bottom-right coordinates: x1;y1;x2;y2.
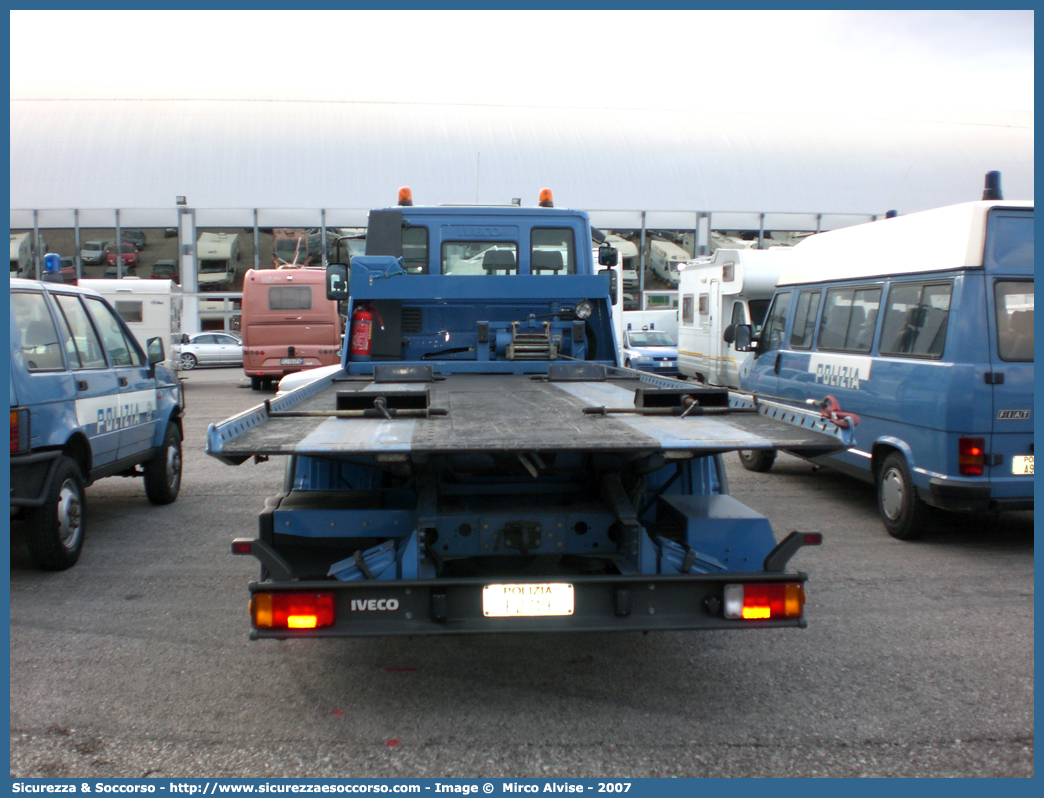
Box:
250;376;262;390
738;449;776;472
877;452;929;540
144;423;182;505
180;353;197;370
26;456;86;571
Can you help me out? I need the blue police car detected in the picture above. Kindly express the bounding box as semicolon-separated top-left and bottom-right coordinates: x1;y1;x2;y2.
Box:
621;326;680;375
10;277;185;569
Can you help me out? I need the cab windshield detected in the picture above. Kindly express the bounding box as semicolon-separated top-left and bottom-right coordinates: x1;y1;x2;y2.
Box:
628;332;675;347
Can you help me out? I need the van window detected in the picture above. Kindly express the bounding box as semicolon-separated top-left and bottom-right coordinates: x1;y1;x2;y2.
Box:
760;291;791;352
698;294;709;315
12;292;65;372
531;229;575;275
115;300;143;324
402;226;428;274
268;286;313;311
442;242;518;275
995;280;1034;362
789;290;822;350
53;293;107;370
986;214;1033;270
86;296;143;367
818;286;882;353
682;295;694;325
879;282;952;359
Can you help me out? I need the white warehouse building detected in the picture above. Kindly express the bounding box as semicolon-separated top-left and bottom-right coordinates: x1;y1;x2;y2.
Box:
9;99;1034;330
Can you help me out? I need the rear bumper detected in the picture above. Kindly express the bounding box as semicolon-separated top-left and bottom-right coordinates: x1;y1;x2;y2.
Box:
9;450;61;508
245;571;810;639
923;477;1033;512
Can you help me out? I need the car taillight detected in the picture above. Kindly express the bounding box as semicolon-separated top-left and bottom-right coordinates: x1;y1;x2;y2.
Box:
723;583;805;620
959;437;986;476
10;408;29;453
251;592;335;630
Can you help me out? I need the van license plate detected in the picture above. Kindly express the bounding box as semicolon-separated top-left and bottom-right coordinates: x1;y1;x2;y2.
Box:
280;358;304;365
1012;456;1033;475
483;583;574;617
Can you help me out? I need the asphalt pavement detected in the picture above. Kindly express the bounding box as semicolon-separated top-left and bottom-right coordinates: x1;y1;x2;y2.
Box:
8;368;1034;778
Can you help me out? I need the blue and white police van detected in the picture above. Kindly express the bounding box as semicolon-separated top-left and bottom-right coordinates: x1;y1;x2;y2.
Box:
732;191;1033;539
10;276;185;569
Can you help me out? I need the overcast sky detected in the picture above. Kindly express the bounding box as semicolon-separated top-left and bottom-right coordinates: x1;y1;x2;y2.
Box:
10;9;1034;117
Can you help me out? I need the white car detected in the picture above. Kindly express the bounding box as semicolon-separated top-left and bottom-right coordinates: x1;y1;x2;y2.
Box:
81;240;109;265
179;332;242;370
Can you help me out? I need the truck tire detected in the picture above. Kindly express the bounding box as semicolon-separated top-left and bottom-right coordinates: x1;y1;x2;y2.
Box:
26;456;86;571
738;449;776;472
180;353;197;370
144;423;182;505
251;376;262;390
877;452;929;540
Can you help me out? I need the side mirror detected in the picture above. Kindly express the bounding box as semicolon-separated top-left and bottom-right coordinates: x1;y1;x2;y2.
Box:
723;324;736;344
326;263;349;301
598;268;618;305
597;244;618;266
180;333;189;345
732;324;754;352
146;337;165;365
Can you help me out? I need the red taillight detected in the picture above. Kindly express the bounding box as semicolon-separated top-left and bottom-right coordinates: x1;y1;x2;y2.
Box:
10;408;29;453
251;592;335;630
723;583;805;620
959;437;986;476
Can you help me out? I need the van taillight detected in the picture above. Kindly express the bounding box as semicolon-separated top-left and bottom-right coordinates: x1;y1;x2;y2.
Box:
959;437;986;476
251;592;335;630
10;408;29;453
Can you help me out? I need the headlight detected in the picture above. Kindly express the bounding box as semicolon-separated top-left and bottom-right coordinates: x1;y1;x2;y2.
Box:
573;300;593;320
636;356;652;363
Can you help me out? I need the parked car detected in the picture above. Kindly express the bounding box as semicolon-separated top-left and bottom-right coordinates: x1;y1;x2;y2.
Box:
150;259;179;281
121;230;147;250
59;256;77;284
105;242;138;271
81;240;109;265
620;327;680;375
179;332;242;370
9;278;185;569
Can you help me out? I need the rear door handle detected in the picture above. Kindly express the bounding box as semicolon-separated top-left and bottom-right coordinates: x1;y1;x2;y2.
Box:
118;377;128;387
77;380;88;391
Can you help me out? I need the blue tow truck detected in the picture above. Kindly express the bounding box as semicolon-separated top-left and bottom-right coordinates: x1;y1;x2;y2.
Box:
207;190;853;637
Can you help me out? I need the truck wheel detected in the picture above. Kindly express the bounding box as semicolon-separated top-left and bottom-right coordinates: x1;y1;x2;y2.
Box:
738;449;776;472
25;456;86;571
251;376;262;390
180;353;197;371
144;423;182;505
877;452;928;540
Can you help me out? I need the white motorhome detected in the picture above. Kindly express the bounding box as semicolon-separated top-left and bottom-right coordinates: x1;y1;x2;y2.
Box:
646;238;690;287
605;234;639;289
676;248;788;387
10;232;33;277
197;232;241;290
78;278;183;371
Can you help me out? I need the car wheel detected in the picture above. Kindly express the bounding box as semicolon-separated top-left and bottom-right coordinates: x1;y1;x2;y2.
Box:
25;456;86;571
738;449;777;473
624;360;632;369
143;423;182;505
180;352;197;370
877;452;929;540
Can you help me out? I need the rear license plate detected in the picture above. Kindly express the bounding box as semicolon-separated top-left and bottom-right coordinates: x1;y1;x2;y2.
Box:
1012;455;1033;475
483;583;574;617
280;358;304;365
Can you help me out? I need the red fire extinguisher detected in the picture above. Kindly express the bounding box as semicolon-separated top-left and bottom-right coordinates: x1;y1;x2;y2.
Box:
349;304;383;361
